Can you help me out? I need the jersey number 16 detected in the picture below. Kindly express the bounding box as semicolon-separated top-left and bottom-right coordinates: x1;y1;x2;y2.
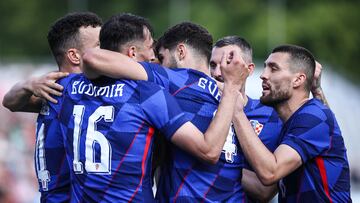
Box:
72;105;113;174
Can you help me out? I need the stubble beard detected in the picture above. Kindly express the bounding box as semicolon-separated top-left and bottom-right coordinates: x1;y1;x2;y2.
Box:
167;54;179;68
260;86;291;107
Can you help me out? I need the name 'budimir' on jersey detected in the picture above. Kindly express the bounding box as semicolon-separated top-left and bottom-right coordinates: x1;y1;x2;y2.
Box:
71;80;125;97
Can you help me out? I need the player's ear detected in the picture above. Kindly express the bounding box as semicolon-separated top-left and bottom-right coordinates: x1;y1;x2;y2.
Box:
247;63;255;75
177;43;186;61
293;72;306;88
127;45;137;59
67;48;81;65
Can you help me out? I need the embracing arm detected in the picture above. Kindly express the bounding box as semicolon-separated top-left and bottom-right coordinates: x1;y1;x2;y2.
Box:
171;85;240;164
171;49;250;164
232;109;302;185
242;168;278;202
2;72;68;112
311;61;329;106
82;48;148;80
2;82;42;112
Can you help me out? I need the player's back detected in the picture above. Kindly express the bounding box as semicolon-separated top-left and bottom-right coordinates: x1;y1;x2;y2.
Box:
54;74;189;202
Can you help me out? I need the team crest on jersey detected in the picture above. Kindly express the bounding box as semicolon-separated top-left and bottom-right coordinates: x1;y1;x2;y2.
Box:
250;120;264;136
39;103;50;115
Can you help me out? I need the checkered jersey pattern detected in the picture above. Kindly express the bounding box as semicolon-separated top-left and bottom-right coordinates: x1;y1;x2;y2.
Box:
49;74;189;202
34;76;75;203
140;62;283;202
279;99;351;202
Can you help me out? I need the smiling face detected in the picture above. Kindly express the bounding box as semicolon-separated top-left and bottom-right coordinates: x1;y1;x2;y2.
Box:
260;52;294;107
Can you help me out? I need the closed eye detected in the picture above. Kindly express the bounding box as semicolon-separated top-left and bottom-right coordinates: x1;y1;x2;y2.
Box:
209;61;217;69
265;62;280;72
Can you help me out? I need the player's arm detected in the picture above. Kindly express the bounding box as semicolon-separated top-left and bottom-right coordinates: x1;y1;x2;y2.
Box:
171;49;250;163
170;85;239;163
241;168;277;202
232;103;302;185
311;61;329;106
82;48;148;80
2;71;68;112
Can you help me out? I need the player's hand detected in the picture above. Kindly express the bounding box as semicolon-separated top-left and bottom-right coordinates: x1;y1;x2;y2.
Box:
220;49;250;91
215;80;224;95
30;71;69;103
311;61;323;94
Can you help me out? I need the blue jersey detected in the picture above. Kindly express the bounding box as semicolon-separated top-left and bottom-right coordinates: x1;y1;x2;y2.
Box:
50;74;189;202
34;80;73;202
278;99;351;202
241;98;283;203
140;62;282;202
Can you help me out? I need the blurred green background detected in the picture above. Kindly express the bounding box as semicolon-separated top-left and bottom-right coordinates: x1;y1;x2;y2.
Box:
0;1;359;202
0;0;359;84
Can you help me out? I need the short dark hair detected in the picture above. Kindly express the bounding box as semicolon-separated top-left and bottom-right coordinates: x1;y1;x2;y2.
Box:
47;12;102;66
272;44;316;92
155;22;213;63
100;13;153;52
214;36;253;64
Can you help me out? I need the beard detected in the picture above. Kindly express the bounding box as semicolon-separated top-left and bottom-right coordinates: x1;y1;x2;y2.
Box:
260;85;291;107
165;54;178;68
213;75;224;83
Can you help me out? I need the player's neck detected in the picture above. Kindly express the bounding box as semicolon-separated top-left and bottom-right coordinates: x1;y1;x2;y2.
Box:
59;63;81;74
192;61;210;76
197;65;211;76
276;93;309;122
181;56;210;76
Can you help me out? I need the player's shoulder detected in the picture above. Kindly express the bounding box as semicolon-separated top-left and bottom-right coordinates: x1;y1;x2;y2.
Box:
135;81;176;108
297;99;332;121
136;80;165;93
284;99;335;131
48;73;83;113
139;61;195;76
139;61;165;73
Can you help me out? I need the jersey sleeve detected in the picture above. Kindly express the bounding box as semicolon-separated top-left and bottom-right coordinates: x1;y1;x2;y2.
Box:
139;62;171;90
138;81;190;140
281;111;331;163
